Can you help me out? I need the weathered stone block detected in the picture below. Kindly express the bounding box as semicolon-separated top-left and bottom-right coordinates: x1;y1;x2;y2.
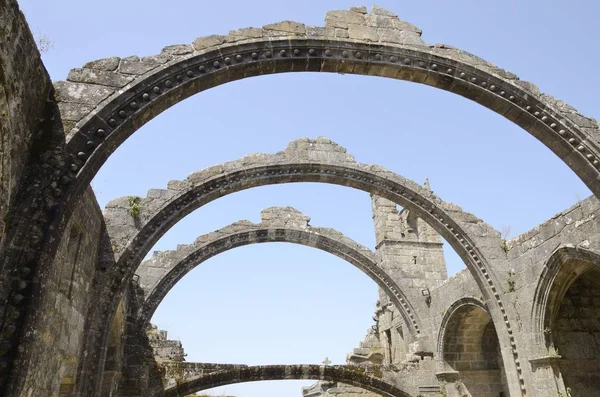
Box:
263;21;306;35
347;24;379;42
161;44;193;55
367;15;398;29
67;68;135;88
399;31;426;46
325;10;367;29
188;165;224;184
376;28;403;44
350;6;367;14
306;25;335;38
514;80;541;96
371;5;398;17
57;102;94;123
335;28;349;39
54;81;114;106
82;56;121;71
228;27;263;39
119;55;172;75
192;35;226;52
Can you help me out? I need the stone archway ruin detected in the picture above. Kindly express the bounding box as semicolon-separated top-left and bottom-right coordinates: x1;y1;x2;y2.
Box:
84;137;521;396
531;247;600;353
438;298;508;397
164;364;414;397
103;138;504;300
530;246;600;395
134;206;422;336
1;2;599;397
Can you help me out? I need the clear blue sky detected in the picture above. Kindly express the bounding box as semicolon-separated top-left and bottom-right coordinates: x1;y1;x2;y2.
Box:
19;1;598;396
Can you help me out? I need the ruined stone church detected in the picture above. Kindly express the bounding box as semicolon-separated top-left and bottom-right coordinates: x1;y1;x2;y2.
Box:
0;1;599;396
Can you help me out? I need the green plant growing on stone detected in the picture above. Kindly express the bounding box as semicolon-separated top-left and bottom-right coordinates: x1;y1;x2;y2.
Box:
507;270;516;292
544;326;552;335
501;225;511;253
128;196;142;220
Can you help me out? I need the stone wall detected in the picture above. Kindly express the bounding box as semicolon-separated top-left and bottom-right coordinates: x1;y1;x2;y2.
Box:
0;0;51;249
116;285;165;397
372;302;406;366
148;326;185;363
507;195;600;353
507;195;600;261
18;188;103;396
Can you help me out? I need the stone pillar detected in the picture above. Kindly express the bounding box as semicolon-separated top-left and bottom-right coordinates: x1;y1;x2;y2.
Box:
116;286;165;397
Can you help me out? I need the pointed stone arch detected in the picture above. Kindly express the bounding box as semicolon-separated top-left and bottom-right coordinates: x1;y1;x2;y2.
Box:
103;138;503;296
135;207;421;336
6;4;595;395
74;138;524;396
530;246;600;395
437;298;508;397
436;297;488;359
531;246;600;353
53;6;600;210
163;364;414;397
97;138;508;328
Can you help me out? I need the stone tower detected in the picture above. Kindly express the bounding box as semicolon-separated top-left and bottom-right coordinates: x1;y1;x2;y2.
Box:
371;183;448;295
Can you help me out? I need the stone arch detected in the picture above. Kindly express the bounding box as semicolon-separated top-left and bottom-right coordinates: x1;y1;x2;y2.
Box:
53;5;600;212
103;137;504;296
2;5;596;394
530;246;600;394
438;298;508;397
163;364;413;397
84;138;526;396
531;246;600;352
135;207;421;336
436;297;488;359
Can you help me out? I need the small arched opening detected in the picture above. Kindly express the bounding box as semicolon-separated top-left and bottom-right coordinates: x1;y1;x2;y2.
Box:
441;302;508;397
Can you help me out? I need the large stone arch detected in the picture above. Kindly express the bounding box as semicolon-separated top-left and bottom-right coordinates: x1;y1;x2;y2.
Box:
100;138;508;302
53;5;600;210
530;246;600;395
163;364;414;397
80;137;526;397
530;246;600;353
5;4;592;394
102;137;506;293
135;206;422;336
